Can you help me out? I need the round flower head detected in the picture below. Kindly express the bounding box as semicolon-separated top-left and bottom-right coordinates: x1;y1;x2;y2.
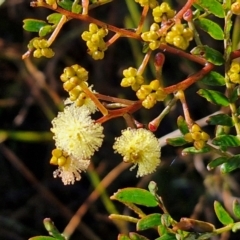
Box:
64;85;98;114
113;128;161;177
64;96;98;114
53;156;90;185
51;104;104;159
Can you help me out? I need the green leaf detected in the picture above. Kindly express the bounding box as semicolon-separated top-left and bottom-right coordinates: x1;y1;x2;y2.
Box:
47;13;63;24
58;0;73;10
111;188;158;207
229;87;239;103
177;116;189;135
214;201;234;225
197;89;229;106
39;25;53;37
129;232;149;240
118;234;131;240
161;214;173;227
212;135;240;147
166;137;188;146
200;71;225;86
72;0;82;13
233;200;240;219
156;233;176;240
207;114;234;126
137;213;162;231
207;157;228;170
191;45;224;65
220;154;240;173
182;146;211;154
195;18;224;40
23;19;48;32
29;237;56;240
195;0;224;18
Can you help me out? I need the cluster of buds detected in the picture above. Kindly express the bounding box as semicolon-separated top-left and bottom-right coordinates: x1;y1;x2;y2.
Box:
31;38;55;58
184;124;210;150
81;23;108;60
60;64;90;107
136;80;167;109
121;67;144;91
227;60;240;84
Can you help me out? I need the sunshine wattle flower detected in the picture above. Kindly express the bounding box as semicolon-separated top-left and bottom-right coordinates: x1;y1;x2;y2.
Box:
113;128;161;177
51;104;104;159
53;156;90;185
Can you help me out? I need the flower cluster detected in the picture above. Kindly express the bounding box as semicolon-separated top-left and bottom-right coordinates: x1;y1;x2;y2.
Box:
121;67;144;91
50;148;90;185
136;79;167;109
184;124;210;150
113;128;161;177
60;64;93;107
31;37;55;58
227;60;240;84
141;23;166;50
81;23;108;60
165;23;193;50
50;103;104;184
135;0;158;9
152;2;175;23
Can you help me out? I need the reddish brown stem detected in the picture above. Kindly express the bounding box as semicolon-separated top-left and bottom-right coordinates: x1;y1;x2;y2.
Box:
164;62;214;94
136;5;149;34
96;101;142;124
157;44;214;94
95;93;137;105
31;1;141;40
230;49;240;60
174;0;195;20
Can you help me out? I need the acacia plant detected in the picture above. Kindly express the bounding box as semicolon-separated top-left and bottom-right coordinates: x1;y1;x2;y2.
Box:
22;0;240;239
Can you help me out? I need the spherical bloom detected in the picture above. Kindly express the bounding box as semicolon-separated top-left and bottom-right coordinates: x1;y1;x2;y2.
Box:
51;104;104;159
113;128;161;177
53;156;90;185
64;96;97;114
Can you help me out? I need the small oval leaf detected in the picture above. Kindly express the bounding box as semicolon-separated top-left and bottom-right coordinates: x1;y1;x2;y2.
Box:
233;200;240;219
29;237;56;240
220;155;240;173
182;146;211;154
118;234;131;240
191;45;224;65
166;137;188;146
23;19;48;32
39;25;53;37
156;233;176;240
200;71;225;86
212;135;240;147
197;89;229;107
195;18;224;40
177;116;189;135
207;114;234;127
129;232;149;240
207;157;228;170
58;0;73;10
195;0;224;18
214;201;234;225
229;87;239;103
173;218;215;233
137;213;162;231
111;188;158;207
47;13;63;24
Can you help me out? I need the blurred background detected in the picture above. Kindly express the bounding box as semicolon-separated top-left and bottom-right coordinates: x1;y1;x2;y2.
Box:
0;0;240;239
